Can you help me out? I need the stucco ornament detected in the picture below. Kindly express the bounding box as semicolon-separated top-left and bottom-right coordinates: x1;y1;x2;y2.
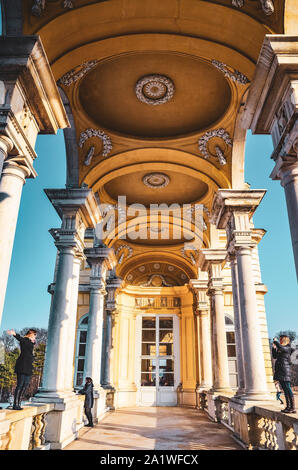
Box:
143;173;170;188
231;0;274;15
115;245;133;265
135;75;175;106
58;60;99;87
198;128;232;165
31;0;46;16
79;128;112;158
211;60;250;85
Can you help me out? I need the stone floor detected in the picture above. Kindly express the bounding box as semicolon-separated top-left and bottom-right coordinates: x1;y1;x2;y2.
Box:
65;407;242;450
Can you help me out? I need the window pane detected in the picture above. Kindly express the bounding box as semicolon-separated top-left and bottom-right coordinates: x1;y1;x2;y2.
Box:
80;331;87;343
141;343;156;355
159;373;174;386
159;318;173;329
159;330;173;343
159;343;173;356
227;345;236;357
141;359;156;372
142;330;156;342
81;317;88;324
160;297;168;307
226;331;235;344
76;373;83;386
159;359;174;372
79;344;86;356
173;298;180;307
141;373;156;386
78;359;85;371
142;317;156;329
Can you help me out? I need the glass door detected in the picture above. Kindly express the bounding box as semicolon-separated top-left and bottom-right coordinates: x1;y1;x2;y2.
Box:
137;314;179;406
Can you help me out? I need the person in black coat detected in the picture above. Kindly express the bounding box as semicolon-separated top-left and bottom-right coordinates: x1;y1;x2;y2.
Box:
78;377;94;427
7;329;37;410
272;335;296;413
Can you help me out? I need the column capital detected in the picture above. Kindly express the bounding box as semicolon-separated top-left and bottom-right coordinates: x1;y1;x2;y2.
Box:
198;249;226;293
44;188;101;229
270;154;298;187
106;271;123;312
0;135;13;154
1;157;32;182
85;245;117;290
189;279;209;314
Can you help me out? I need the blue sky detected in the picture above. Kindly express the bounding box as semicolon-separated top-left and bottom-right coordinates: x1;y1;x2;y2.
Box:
0;130;297;338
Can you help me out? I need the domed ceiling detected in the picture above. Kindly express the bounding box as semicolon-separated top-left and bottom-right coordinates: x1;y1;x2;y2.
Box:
78;52;231;139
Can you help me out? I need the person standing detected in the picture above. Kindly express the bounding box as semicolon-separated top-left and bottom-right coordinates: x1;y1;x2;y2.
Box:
7;329;37;410
272;335;296;414
78;377;94;427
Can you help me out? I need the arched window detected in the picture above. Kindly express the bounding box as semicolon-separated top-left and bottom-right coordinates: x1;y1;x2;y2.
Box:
74;315;89;387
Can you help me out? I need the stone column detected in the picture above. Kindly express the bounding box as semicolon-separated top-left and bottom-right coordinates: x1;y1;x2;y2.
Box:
102;270;122;389
243;35;298;279
271;156;298;279
212;189;271;400
228;253;245;395
0;159;30;324
190;279;213;390
236;245;269;399
199;251;232;394
0;37;69;328
83;246;116;392
35;188;99;400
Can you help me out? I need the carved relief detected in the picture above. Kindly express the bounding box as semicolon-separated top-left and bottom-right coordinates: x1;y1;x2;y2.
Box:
135;75;175;106
78;128;112;161
211;60;250;85
58;60;99;87
231;0;274;15
198;128;232;165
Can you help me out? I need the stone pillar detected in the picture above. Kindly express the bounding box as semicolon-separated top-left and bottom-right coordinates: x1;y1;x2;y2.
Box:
102;270;122;389
271;156;298;278
0;37;69;327
190;279;213;390
243;35;298;279
35;188;100;399
199;251;232;394
228;253;245;395
0;159;30;324
212;189;271;400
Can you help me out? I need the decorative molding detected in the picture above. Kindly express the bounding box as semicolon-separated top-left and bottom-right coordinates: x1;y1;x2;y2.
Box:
231;0;274;15
32;0;46;16
142;274;173;287
135;75;175;106
62;0;74;8
143;172;170;188
115;244;133;264
58;60;99;87
211;60;250;85
198;128;232;165
79;128;112;158
181;247;197;265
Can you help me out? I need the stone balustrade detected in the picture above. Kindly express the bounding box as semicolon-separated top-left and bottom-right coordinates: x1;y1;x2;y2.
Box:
197;392;298;450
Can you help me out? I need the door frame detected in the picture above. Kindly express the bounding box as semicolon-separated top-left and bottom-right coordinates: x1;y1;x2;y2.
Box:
135;312;180;406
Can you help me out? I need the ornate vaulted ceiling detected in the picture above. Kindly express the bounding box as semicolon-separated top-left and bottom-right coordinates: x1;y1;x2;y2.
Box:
19;0;291;284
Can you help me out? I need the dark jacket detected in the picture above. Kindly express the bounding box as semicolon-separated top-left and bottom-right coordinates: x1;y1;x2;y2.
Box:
272;340;294;382
79;382;94;409
13;334;35;375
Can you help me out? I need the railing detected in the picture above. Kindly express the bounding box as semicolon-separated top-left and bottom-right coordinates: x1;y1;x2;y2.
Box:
0;403;54;450
134;297;181;309
201;393;298;450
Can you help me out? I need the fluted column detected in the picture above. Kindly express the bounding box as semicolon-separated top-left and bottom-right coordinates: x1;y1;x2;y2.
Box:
102;270;122;389
84;246;116;391
228;254;245;395
0;159;30;324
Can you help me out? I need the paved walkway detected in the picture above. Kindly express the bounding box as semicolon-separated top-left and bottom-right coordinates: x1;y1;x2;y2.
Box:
65;407;241;450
